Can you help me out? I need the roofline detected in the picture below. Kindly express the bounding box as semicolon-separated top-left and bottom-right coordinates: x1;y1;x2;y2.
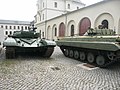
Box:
0;19;31;25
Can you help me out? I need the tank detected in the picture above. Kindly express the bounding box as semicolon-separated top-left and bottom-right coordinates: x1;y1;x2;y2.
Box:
56;28;120;67
3;28;56;59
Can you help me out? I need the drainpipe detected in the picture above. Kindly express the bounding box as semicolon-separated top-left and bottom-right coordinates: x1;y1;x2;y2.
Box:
45;0;47;39
64;0;67;36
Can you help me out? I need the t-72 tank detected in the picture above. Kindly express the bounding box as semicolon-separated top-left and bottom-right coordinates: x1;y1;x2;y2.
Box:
3;28;56;59
56;28;120;67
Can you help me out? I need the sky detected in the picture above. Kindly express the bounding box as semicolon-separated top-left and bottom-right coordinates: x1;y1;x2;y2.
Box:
0;0;103;21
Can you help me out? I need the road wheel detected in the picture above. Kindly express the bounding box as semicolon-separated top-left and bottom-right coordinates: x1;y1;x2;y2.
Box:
74;50;79;59
64;49;69;57
87;52;95;63
107;52;116;60
80;52;86;61
96;55;105;66
69;50;74;58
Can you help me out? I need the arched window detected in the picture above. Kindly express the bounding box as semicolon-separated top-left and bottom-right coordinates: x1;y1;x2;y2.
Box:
101;20;109;29
43;2;44;8
54;2;57;8
21;26;23;30
40;14;41;21
68;4;70;9
42;32;44;38
9;26;12;29
14;26;16;29
5;26;8;29
18;26;20;29
25;26;27;30
71;25;74;36
5;31;8;35
43;14;44;20
1;25;3;28
55;28;57;36
10;31;12;35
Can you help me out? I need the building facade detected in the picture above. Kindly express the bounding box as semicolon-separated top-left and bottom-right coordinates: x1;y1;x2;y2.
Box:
35;0;85;23
0;20;30;43
35;0;120;40
35;0;85;40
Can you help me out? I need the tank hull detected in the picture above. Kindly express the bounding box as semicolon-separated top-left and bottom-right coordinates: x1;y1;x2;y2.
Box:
3;29;56;59
5;46;55;59
3;38;56;59
56;35;120;67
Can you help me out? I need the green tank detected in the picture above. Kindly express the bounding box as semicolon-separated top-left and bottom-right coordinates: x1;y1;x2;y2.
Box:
56;28;120;67
3;28;56;59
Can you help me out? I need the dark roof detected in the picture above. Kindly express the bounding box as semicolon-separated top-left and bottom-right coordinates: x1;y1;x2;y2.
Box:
0;19;31;25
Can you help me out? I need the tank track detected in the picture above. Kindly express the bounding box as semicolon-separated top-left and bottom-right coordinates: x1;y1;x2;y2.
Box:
5;47;16;59
60;46;119;68
5;46;54;59
43;47;54;58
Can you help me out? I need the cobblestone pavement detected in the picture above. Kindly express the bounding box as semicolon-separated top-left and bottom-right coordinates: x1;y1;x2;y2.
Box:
0;46;120;90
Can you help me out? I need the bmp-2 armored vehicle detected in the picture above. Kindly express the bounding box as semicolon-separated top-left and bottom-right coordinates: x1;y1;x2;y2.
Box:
3;28;56;59
56;28;120;67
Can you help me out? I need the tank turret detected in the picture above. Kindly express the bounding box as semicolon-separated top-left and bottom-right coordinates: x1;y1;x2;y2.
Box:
56;28;120;67
3;27;56;59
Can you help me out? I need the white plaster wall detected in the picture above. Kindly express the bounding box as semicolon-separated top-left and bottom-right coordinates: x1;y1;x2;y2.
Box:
46;10;64;21
0;28;4;44
36;0;120;40
36;0;85;22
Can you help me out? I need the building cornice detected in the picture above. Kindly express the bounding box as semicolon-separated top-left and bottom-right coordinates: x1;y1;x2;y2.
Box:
0;19;31;25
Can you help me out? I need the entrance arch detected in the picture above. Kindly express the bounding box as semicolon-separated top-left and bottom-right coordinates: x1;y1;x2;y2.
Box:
47;26;52;40
79;17;91;36
95;13;114;30
59;22;65;37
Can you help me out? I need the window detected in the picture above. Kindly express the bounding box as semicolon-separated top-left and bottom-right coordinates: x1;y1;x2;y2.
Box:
1;25;3;28
5;26;8;29
54;28;57;36
14;26;16;29
18;26;20;29
54;2;57;8
39;14;41;21
71;25;74;36
28;26;30;30
21;26;23;30
43;2;44;8
10;31;12;35
9;26;12;29
43;14;44;20
5;31;8;35
42;32;44;38
25;26;27;30
68;4;70;9
101;20;109;29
